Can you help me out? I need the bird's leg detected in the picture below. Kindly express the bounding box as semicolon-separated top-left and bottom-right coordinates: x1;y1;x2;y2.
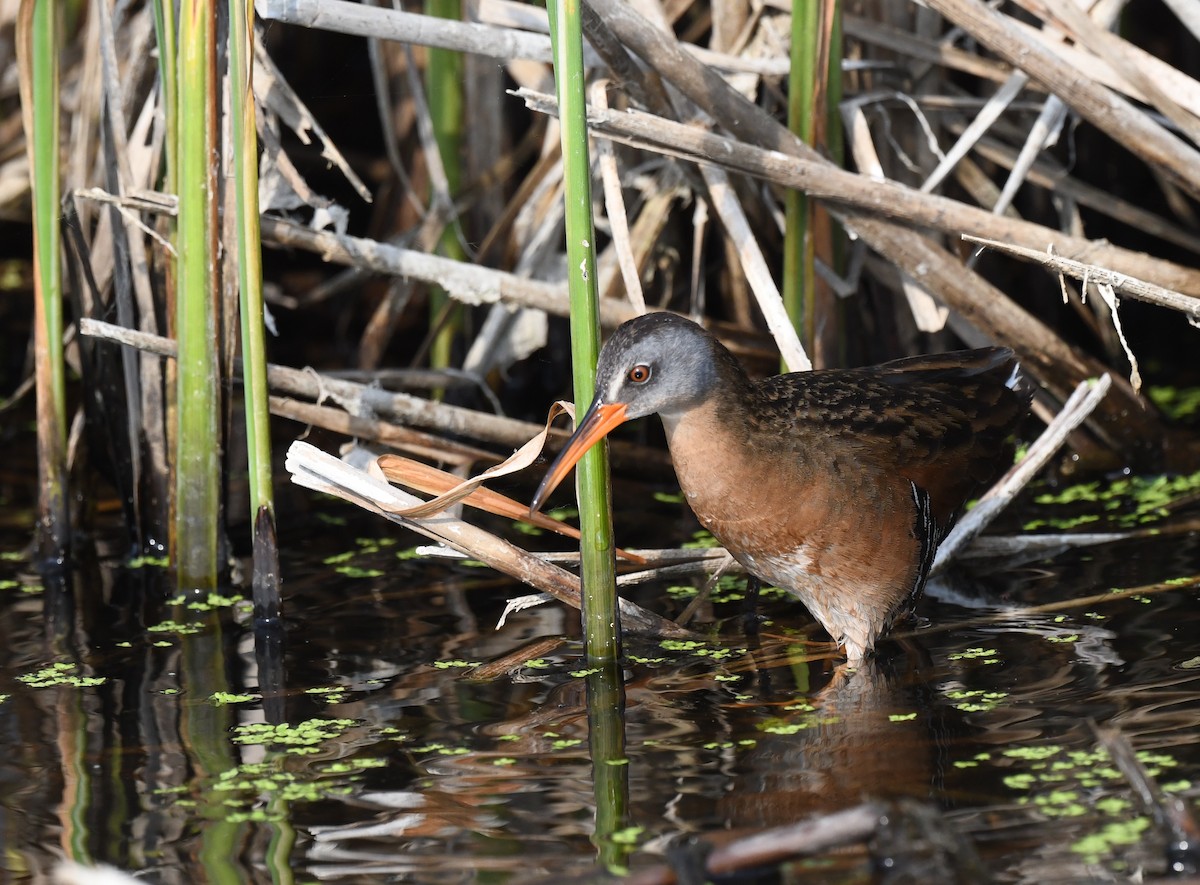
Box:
740;574;763;638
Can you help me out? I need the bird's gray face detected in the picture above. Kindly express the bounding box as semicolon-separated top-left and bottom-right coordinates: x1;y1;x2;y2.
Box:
529;313;722;514
593;316;720;420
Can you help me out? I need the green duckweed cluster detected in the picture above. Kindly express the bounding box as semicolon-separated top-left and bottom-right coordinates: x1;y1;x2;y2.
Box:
657;639;745;660
1147;386;1200;422
969;743;1190;866
948;647;1003;664
0;577;41;595
321;536;402;578
232;717;360;752
198;755;390;824
18;662;105;689
1025;470;1200;531
944;689;1010;713
166;591;248;612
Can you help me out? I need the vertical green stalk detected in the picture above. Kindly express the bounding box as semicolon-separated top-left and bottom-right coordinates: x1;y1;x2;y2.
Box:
826;9;844;173
264;800;297;885
175;1;220;591
426;0;463;375
152;0;179;195
229;0;281;618
783;0;822;353
586;662;630;873
58;692;94;865
178;622;241;884
547;0;618;662
19;0;68;562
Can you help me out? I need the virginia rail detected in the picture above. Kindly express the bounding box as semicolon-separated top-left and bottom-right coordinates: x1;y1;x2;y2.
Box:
530;313;1032;662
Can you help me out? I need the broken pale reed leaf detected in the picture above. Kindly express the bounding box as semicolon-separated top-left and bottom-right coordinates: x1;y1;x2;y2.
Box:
285;440;694;638
372;413;647;563
367;401;573;519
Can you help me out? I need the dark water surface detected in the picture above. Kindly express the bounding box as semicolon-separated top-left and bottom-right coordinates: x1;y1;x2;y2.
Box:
1;490;1198;883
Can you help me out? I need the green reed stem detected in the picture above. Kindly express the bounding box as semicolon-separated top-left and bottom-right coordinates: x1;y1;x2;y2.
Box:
426;0;464;377
20;0;68;561
175;1;220;591
783;0;822;351
548;0;619;663
230;0;281;617
587;661;630;873
152;0;178;195
179;619;240;884
826;8;845;172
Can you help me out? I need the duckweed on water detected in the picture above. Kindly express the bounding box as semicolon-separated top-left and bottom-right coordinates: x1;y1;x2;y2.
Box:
322;544;387;578
127;554;169;569
209;692;257;706
1072;817;1152;865
232;718;358;752
1026;470;1200;530
1;577;42;595
147;620;203;635
357;536;397;550
658;639;745;661
18;662;106;689
202;756;390;823
167;591;247;612
1147;385;1200;421
978;742;1190;863
335;565;385;579
944;689;1009;713
410;743;471;756
627;655;669;665
683;529;719;549
609;825;644;845
704;739;758;750
306;685;350;704
948;647;1002;664
760;715;840;735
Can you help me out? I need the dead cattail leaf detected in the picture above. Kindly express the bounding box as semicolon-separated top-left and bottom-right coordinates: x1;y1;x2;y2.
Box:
372;403;646;565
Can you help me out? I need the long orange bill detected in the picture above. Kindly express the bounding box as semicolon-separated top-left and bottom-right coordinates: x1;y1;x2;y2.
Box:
529;401;629;515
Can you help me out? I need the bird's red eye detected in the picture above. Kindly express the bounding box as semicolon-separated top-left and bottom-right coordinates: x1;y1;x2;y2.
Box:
628;365;651;383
